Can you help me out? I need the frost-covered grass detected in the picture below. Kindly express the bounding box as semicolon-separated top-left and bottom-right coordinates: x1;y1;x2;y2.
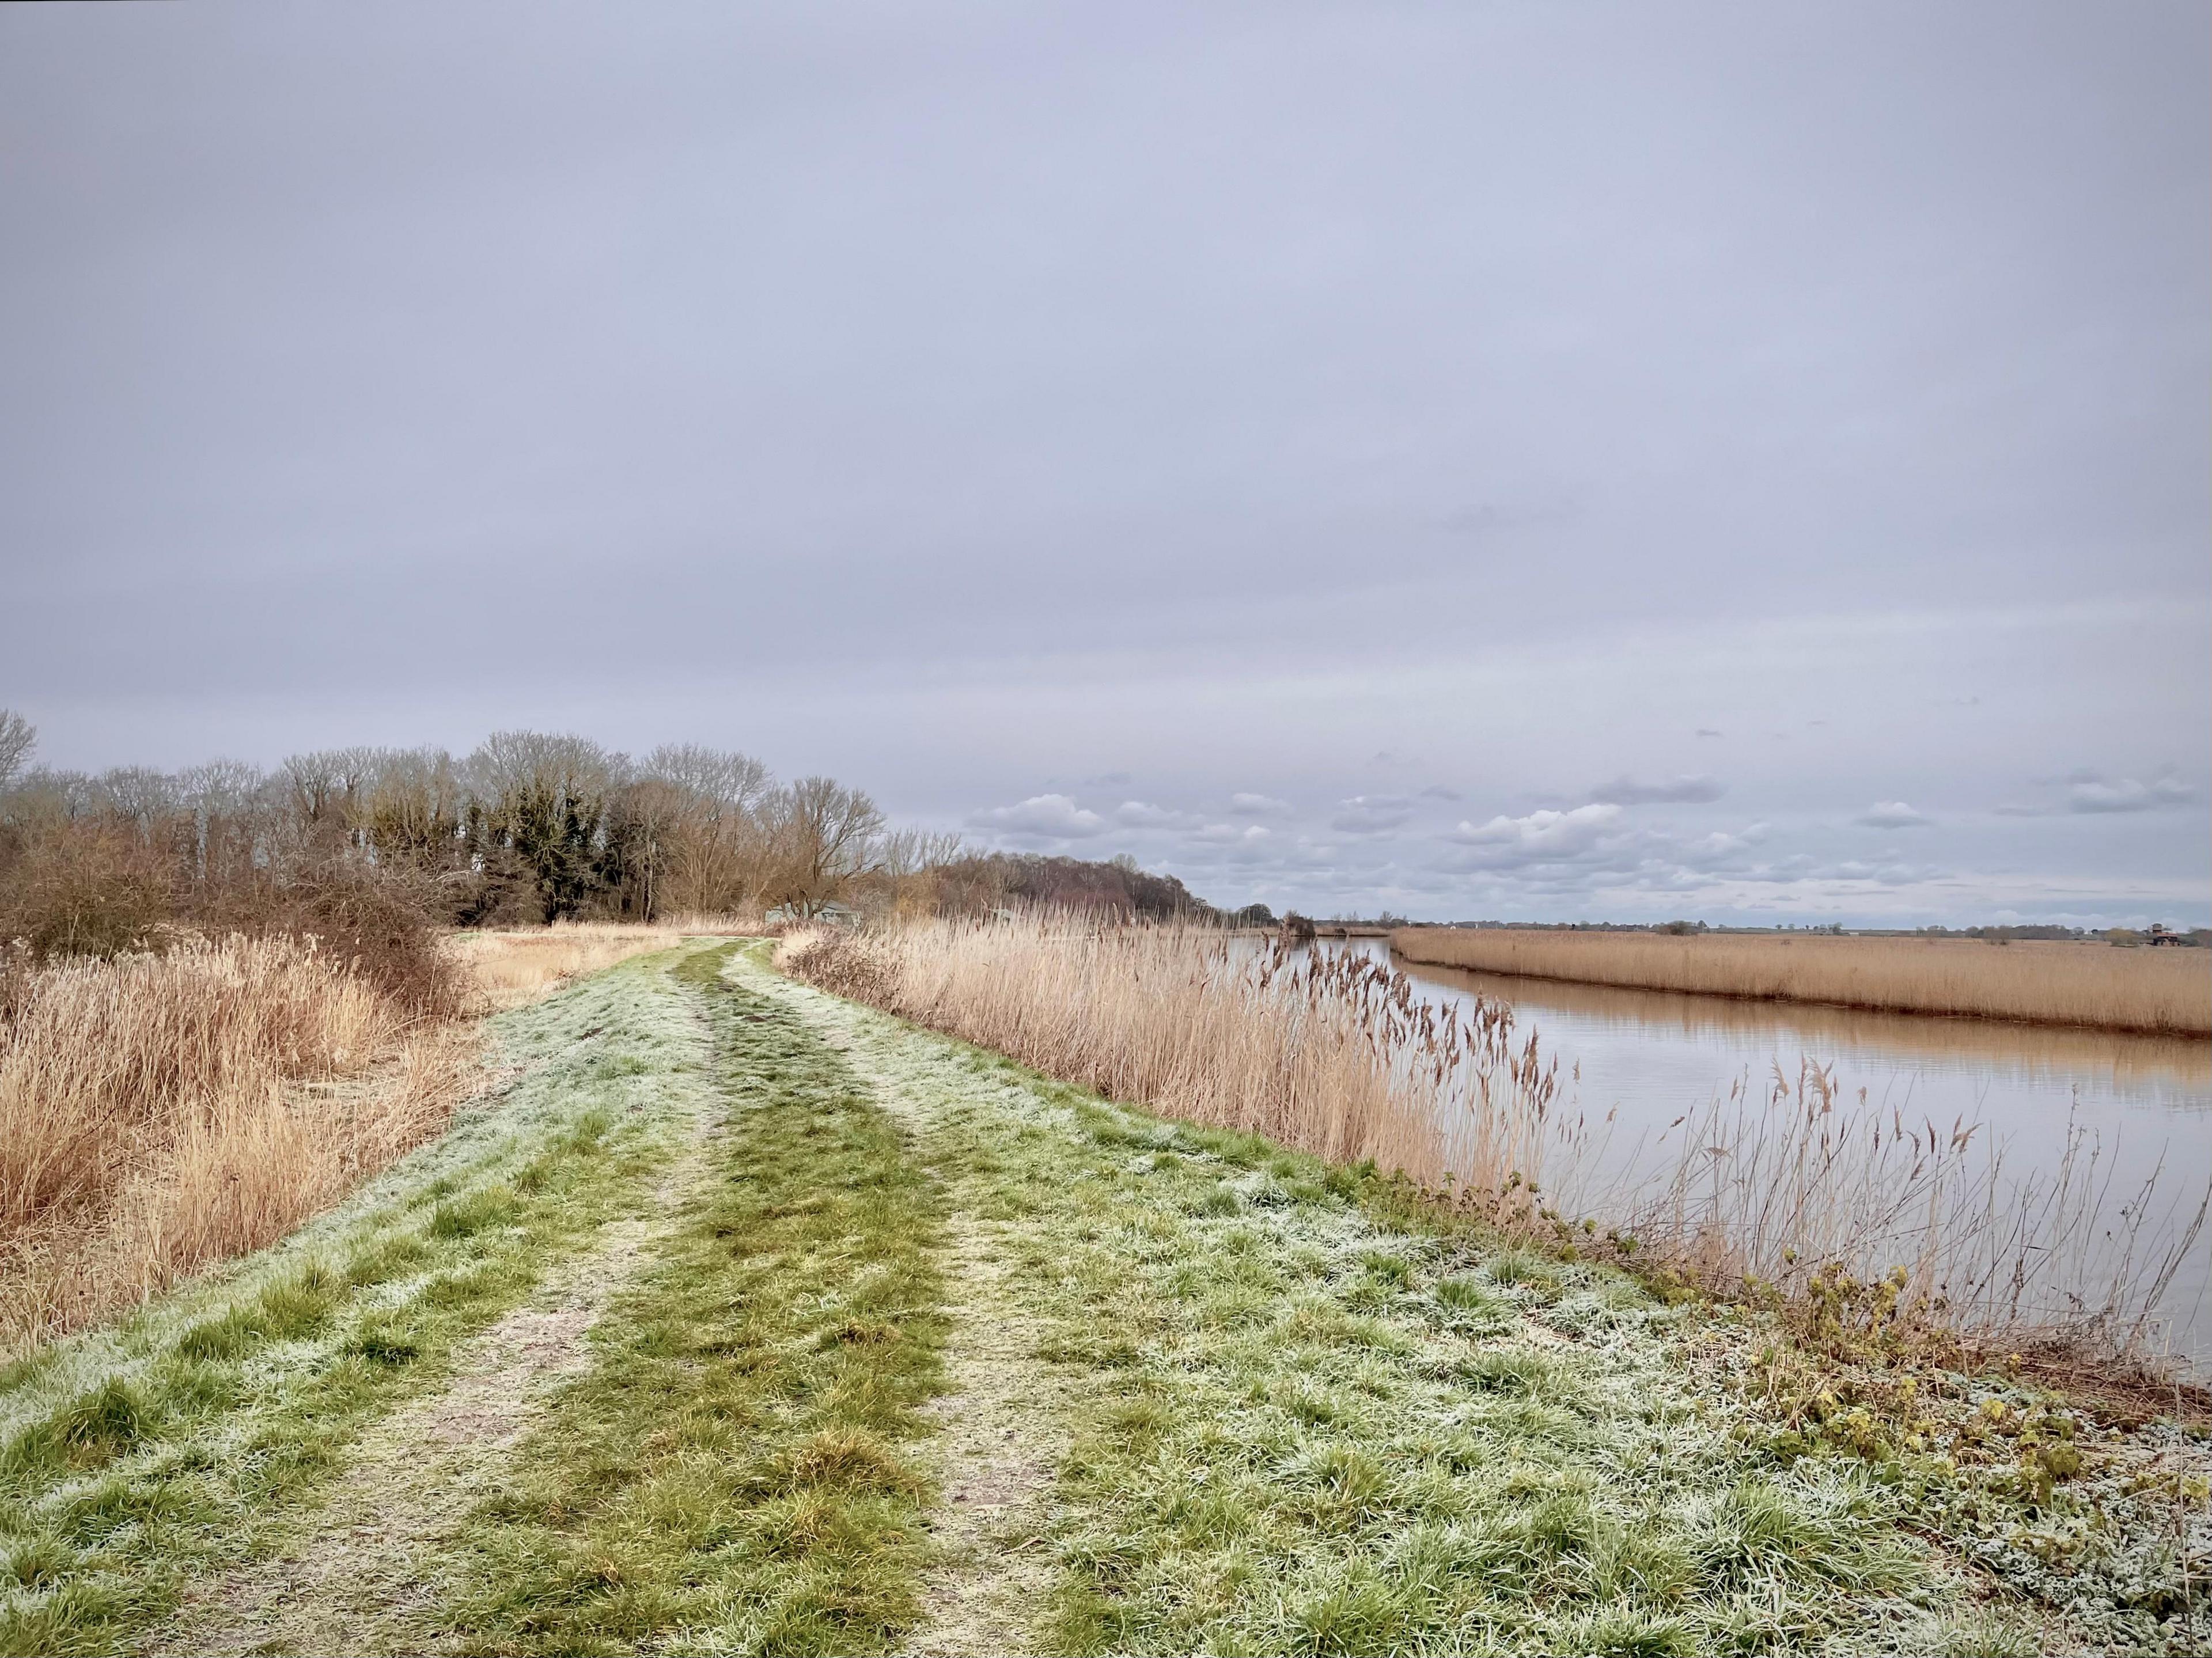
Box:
430;944;949;1655
0;947;722;1656
746;950;2194;1657
0;938;2196;1656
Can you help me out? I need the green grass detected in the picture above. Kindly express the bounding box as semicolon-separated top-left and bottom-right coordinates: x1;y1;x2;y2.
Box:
431;944;950;1656
0;949;719;1656
741;954;1972;1658
2;936;2191;1655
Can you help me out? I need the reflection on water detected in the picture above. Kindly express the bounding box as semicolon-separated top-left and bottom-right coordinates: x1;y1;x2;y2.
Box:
1400;955;2212;1112
1339;940;2212;1361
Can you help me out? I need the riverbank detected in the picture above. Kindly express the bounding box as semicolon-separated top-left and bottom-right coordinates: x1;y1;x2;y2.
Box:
1389;927;2212;1036
1;940;2203;1653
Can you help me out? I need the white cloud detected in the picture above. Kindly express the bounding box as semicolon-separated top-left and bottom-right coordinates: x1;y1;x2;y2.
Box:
1588;773;1726;805
1446;802;1625;867
968;793;1105;839
1857;800;1933;829
1331;794;1414;834
1179;823;1277;864
1228;792;1293;817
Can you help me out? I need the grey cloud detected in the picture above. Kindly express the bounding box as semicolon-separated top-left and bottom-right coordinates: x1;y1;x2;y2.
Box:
1445;803;1627;868
1418;784;1463;802
1114;799;1191;828
1;2;2203;928
2066;772;2194;813
1228;792;1292;817
1588;773;1726;805
1856;800;1933;829
1331;795;1415;835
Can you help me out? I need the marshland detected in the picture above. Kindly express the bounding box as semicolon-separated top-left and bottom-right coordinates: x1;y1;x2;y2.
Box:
1390;926;2212;1036
0;719;2208;1653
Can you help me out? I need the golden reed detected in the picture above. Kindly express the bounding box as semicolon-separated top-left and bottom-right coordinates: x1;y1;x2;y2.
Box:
1390;927;2210;1036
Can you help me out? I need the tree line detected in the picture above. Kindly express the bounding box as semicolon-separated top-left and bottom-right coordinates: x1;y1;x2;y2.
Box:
0;711;1260;965
0;712;962;958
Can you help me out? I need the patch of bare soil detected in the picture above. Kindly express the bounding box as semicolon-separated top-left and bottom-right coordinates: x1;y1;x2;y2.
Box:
903;1213;1066;1657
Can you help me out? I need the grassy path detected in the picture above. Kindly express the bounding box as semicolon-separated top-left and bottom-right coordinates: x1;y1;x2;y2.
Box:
0;944;725;1656
7;939;2191;1653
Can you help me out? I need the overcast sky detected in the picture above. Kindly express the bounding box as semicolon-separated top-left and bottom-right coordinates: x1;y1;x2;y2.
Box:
3;1;2206;925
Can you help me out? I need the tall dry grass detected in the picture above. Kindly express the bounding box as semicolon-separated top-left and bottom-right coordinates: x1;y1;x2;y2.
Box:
783;915;2209;1364
1638;1063;2209;1360
0;919;738;1357
1391;927;2212;1035
778;915;1582;1223
0;936;473;1356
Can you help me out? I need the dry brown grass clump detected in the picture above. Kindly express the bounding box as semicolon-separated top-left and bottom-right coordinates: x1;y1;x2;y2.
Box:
1391;927;2211;1035
0;936;476;1354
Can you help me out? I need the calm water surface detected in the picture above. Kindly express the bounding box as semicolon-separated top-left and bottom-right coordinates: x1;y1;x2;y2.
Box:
1336;940;2212;1362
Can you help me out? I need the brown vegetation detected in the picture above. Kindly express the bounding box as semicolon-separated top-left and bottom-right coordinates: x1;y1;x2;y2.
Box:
779;915;1582;1220
0;920;734;1358
450;920;732;1011
0;936;474;1355
0;712;926;938
923;851;1251;924
1391;926;2212;1035
783;916;2209;1367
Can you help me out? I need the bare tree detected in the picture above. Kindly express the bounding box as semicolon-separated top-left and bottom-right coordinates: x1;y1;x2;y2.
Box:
763;776;887;915
877;827;964;917
0;710;32;794
636;744;776;917
644;743;770;815
281;748;378;828
357;748;466;867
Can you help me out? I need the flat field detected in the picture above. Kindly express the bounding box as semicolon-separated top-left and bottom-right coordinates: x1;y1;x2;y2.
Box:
1389;927;2212;1035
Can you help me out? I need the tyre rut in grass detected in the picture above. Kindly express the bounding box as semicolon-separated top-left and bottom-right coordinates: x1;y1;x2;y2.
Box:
433;944;951;1656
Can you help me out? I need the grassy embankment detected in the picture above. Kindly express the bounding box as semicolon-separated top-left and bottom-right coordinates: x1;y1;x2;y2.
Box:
0;934;2203;1654
766;928;2203;1654
783;916;2207;1360
1390;927;2212;1036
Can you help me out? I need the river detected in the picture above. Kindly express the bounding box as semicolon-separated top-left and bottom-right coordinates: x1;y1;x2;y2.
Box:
1333;939;2212;1365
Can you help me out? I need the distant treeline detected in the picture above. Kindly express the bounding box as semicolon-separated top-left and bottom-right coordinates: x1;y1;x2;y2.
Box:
931;851;1272;927
0;711;1258;963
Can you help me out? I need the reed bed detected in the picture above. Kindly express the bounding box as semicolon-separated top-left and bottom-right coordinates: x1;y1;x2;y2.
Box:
779;915;1587;1228
785;915;2208;1365
0;936;476;1357
1638;1063;2209;1361
1391;927;2212;1035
